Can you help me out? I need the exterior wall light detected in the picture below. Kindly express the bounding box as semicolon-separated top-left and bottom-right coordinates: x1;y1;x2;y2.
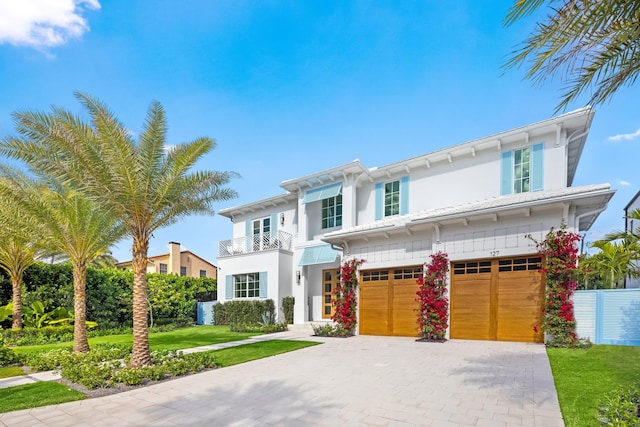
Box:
296;270;301;285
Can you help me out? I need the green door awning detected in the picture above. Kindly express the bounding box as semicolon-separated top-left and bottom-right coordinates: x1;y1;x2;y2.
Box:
302;182;342;204
298;245;341;266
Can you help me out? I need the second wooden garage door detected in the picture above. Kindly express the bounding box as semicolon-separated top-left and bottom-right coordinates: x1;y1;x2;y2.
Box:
450;257;545;343
359;266;422;336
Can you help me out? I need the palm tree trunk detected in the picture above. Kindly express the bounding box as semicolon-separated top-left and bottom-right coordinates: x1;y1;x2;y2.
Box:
72;261;90;353
130;238;152;367
10;272;22;330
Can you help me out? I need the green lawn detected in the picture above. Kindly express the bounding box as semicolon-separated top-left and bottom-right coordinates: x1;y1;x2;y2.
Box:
0;382;86;412
547;345;640;427
13;325;260;355
0;366;25;379
213;339;321;367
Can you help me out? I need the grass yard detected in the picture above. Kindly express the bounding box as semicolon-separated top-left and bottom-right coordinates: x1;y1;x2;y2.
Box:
0;366;25;379
548;345;640;427
213;339;321;367
0;382;86;412
13;325;260;355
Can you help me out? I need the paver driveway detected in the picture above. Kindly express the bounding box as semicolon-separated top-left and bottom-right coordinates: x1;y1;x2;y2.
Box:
0;334;564;426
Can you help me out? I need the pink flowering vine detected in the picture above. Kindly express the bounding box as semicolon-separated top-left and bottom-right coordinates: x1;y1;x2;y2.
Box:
332;258;365;334
415;252;449;340
529;224;581;347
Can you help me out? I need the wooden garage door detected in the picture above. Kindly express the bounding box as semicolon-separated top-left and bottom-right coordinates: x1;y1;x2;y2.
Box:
450;257;544;343
360;266;422;336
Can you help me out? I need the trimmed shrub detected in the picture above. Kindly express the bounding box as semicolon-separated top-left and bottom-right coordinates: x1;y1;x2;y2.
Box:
0;346;20;367
312;323;352;337
213;299;276;331
281;296;295;324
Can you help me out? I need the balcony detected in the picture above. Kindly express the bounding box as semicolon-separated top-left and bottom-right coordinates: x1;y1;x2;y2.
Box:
218;230;293;258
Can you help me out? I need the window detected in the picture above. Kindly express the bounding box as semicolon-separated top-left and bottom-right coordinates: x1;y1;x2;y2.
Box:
322;195;342;229
501;142;544;195
375;176;408;220
234;273;260;298
159;263;167;274
513;147;530;193
180;266;187;276
200;270;207;278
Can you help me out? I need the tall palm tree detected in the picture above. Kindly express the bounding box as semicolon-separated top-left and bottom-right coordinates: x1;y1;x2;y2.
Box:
0;173;124;352
0;236;37;329
0;93;237;366
504;1;640;112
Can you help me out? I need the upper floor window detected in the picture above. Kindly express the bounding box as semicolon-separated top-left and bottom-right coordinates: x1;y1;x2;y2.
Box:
200;270;207;278
180;266;187;276
500;143;544;196
159;263;167;274
375;176;409;220
384;180;400;216
322;195;342;229
513;147;530;193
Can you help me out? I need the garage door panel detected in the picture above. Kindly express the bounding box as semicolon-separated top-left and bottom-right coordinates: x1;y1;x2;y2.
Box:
497;272;544;343
450;278;491;340
451;257;543;343
360;284;389;335
392;283;419;336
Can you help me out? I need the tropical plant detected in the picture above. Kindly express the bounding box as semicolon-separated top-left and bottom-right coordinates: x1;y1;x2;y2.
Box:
504;1;640;112
0;93;237;366
529;224;581;347
581;239;640;289
0;236;38;329
416;252;449;341
331;258;364;334
0;174;124;352
0;302;12;324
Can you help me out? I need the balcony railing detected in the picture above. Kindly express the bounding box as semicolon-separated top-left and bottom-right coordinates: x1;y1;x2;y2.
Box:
218;230;293;257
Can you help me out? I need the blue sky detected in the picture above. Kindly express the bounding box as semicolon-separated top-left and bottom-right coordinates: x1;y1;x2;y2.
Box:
0;1;638;264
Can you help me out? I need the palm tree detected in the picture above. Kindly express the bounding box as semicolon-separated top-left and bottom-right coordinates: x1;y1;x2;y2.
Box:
581;238;640;288
0;93;237;366
504;1;640;112
0;173;124;352
0;236;37;329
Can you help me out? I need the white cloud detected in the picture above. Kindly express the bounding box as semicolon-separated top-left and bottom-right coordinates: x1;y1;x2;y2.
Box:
0;0;100;48
620;180;631;186
608;128;640;142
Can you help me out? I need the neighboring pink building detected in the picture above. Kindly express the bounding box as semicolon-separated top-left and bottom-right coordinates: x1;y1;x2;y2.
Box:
116;242;217;279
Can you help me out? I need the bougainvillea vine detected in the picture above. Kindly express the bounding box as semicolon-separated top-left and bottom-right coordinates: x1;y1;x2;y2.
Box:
331;258;365;334
529;223;581;347
415;252;449;341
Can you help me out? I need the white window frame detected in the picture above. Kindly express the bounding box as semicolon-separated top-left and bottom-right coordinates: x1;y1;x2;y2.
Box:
513;146;531;194
384;180;400;217
233;273;260;299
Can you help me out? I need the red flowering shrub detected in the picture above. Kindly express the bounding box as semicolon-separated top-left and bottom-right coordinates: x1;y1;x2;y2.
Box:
331;258;365;334
529;224;581;347
416;252;449;340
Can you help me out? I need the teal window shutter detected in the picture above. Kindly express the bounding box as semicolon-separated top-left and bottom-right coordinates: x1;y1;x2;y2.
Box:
374;183;383;220
399;176;409;215
270;213;278;238
259;272;268;298
500;151;513;195
531;142;544;191
225;275;233;300
245;220;252;251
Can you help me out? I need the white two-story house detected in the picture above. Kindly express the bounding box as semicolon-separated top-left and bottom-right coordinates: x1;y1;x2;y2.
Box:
217;107;615;343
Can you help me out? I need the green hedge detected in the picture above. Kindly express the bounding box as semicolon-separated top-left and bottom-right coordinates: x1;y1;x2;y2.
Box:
213;299;276;329
281;296;294;324
0;263;217;329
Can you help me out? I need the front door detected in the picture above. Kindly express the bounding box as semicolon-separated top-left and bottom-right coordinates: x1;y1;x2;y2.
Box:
322;269;339;319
